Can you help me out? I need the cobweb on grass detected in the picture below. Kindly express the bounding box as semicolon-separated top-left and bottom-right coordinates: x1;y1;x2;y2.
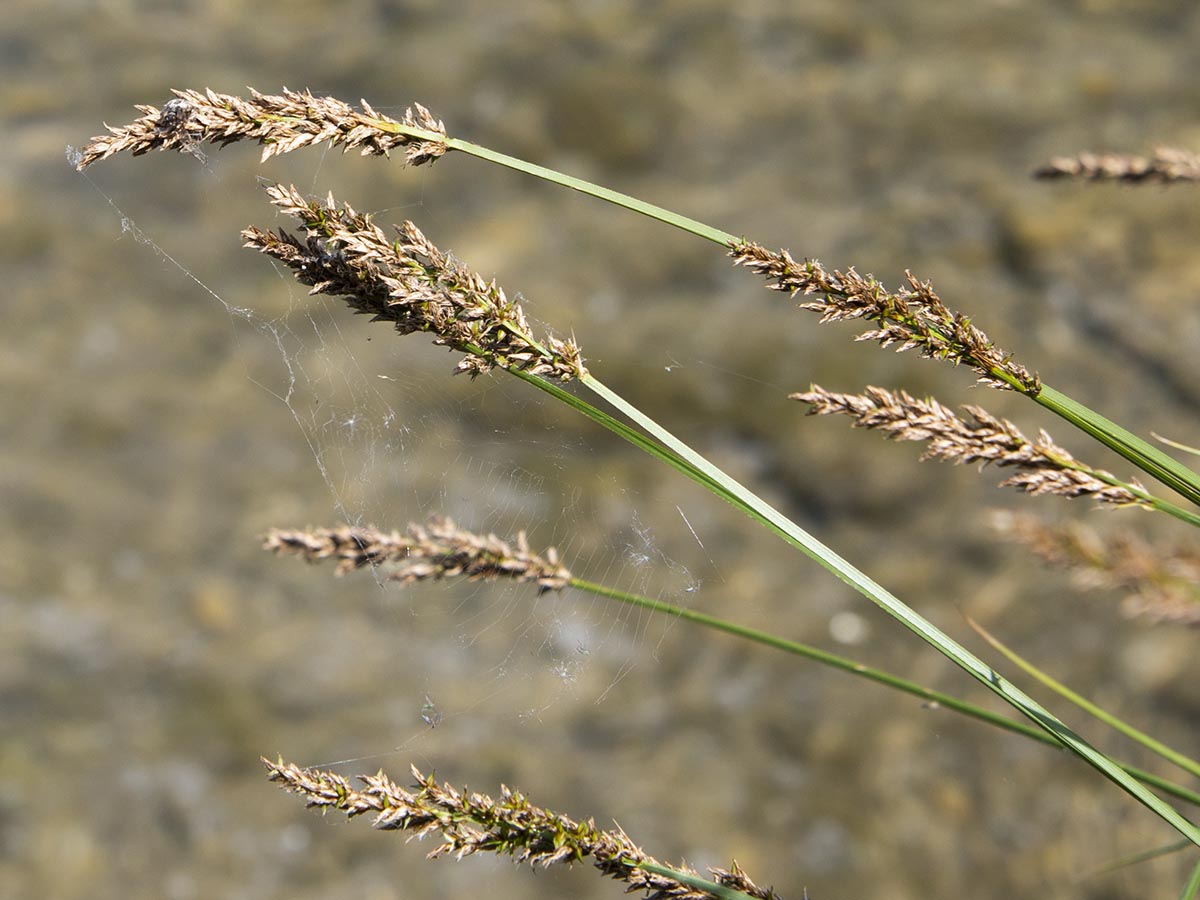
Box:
72;139;717;769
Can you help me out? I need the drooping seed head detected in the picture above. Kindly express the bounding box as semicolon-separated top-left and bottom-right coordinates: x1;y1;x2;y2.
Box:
243;184;586;381
731;241;1040;394
76;87;448;169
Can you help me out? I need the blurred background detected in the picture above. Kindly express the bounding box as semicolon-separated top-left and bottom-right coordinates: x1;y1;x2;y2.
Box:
4;1;1200;898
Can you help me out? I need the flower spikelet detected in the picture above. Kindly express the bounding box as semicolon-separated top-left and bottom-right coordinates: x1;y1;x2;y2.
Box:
242;184;585;381
1034;148;1200;184
794;385;1147;507
264;758;783;900
730;241;1039;394
77;87;448;169
263;515;573;592
991;512;1200;625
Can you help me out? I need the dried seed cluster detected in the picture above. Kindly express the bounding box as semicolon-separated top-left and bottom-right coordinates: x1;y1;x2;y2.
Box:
265;758;780;900
991;511;1200;625
76;87;447;169
243;184;585;380
1035;148;1200;184
794;385;1146;506
731;241;1039;393
263;515;573;592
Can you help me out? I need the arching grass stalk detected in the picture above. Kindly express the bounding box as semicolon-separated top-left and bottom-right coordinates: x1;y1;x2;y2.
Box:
81;94;1200;853
77;88;1200;509
461;136;1200;512
235;181;1200;844
574;577;1200;806
967;616;1200;781
1089;839;1193;878
264;758;775;900
1034;386;1200;513
551;371;1200;845
265;518;1200;808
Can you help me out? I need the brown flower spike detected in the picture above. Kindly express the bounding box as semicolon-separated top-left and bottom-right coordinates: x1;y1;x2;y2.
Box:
265;758;781;900
263;516;572;592
1034;148;1200;184
76;87;448;169
243;184;585;381
794;385;1146;506
731;242;1039;394
991;511;1200;625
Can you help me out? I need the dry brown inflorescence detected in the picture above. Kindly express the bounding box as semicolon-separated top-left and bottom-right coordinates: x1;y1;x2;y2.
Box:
264;516;572;592
265;758;781;900
794;384;1147;507
991;511;1200;625
1034;147;1200;184
243;183;586;381
730;242;1040;394
76;87;448;169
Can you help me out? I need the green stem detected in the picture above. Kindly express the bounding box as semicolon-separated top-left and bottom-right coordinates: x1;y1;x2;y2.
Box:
1036;385;1200;509
375;120;734;243
1088;839;1192;877
1035;447;1200;528
503;366;1200;845
379;117;1200;512
969;617;1200;780
1153;433;1200;459
1182;856;1200;900
443;133;736;245
371;114;1200;839
572;576;1200;807
633;862;755;900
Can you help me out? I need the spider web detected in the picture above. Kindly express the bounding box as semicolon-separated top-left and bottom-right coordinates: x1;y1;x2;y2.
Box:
71;137;721;773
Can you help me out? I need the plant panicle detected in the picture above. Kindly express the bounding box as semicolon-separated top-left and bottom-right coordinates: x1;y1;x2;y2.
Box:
264;516;572;592
1034;148;1200;184
264;758;781;900
74;85;1200;893
794;384;1147;506
242;183;586;381
992;511;1200;625
731;242;1040;394
76;87;447;170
